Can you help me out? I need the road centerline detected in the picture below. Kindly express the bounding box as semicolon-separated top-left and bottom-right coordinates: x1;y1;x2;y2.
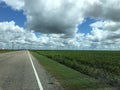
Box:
27;51;44;90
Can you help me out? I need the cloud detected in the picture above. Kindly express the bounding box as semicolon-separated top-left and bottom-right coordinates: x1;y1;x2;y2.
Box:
0;20;120;50
0;21;39;49
23;0;84;37
23;0;120;39
2;0;120;34
0;21;86;49
83;0;120;21
0;21;70;49
36;33;86;49
1;0;24;10
86;20;120;49
90;20;120;40
0;21;24;32
1;0;120;50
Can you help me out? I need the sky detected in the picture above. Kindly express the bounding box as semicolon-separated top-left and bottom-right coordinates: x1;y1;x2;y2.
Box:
0;0;120;50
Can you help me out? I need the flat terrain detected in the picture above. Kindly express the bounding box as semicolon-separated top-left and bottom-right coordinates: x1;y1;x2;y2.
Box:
0;50;119;90
32;50;120;90
0;51;61;90
36;50;120;86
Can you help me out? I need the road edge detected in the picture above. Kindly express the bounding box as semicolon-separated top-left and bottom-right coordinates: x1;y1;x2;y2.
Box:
27;51;44;90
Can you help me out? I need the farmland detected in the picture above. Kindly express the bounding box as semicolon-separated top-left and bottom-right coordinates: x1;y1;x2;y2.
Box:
32;50;120;90
0;50;13;53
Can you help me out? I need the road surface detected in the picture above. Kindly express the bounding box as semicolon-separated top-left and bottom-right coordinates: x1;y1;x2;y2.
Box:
0;51;61;90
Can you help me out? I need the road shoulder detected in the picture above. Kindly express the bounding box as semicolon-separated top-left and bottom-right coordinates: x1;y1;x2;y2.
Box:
29;52;62;90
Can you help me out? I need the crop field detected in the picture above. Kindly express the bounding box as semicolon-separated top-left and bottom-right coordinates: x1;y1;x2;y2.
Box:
0;50;13;53
32;50;120;90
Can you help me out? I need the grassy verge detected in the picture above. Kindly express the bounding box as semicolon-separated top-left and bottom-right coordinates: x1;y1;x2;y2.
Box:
31;51;111;90
35;50;120;87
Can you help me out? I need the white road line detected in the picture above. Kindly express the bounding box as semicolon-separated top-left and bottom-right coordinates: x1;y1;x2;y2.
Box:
27;51;44;90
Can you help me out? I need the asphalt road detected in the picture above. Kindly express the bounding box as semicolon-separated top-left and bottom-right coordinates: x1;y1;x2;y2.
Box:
0;51;61;90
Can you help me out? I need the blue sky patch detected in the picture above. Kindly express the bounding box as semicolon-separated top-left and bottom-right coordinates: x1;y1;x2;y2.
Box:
0;2;26;27
78;18;97;34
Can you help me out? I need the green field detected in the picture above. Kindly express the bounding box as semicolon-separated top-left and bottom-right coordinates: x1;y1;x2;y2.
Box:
0;50;13;53
31;50;120;90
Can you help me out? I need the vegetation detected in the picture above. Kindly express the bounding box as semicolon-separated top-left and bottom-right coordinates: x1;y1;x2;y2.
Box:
0;50;14;53
31;51;116;90
33;50;120;89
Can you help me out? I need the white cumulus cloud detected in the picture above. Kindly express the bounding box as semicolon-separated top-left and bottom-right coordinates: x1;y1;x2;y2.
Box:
1;0;24;10
23;0;84;38
1;0;120;50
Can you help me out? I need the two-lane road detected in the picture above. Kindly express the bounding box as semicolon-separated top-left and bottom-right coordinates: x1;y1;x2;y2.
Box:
0;51;61;90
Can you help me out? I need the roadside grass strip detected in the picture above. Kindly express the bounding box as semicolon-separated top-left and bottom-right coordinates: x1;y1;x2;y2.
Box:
31;51;111;90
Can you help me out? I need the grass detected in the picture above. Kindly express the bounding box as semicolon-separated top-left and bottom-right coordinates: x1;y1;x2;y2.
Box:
31;51;112;90
35;50;120;87
0;50;13;53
